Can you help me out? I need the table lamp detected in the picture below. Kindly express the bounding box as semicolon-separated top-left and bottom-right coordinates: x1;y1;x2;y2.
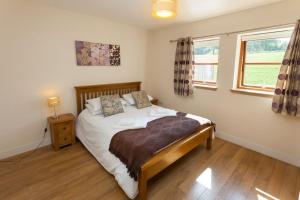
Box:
47;96;60;119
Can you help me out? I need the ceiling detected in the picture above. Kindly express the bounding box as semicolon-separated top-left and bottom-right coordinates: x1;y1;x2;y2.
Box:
36;0;284;29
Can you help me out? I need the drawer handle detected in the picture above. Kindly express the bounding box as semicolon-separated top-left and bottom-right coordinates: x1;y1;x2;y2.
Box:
64;137;67;141
63;127;67;130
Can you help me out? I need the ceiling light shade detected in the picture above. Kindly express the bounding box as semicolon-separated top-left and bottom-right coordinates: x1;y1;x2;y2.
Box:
152;0;177;19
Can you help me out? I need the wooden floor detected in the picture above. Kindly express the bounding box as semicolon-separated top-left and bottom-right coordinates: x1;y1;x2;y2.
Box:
0;138;299;200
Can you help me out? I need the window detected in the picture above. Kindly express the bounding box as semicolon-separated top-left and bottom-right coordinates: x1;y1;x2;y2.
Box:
237;28;292;92
193;38;220;87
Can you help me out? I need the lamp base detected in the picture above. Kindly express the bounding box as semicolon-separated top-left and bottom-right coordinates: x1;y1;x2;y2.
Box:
52;105;59;120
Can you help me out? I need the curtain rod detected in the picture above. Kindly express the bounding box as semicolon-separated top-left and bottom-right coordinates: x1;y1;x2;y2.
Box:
169;22;295;43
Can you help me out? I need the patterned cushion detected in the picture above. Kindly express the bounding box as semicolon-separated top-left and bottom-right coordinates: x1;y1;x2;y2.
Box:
100;94;124;117
131;91;152;109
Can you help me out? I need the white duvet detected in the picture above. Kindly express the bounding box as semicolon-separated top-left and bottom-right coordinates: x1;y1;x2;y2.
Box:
76;105;211;199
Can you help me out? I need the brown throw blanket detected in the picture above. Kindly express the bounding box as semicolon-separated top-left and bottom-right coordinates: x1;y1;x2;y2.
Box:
109;112;210;181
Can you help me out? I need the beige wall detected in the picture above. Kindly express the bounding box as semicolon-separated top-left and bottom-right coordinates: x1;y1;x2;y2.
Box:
1;0;299;167
0;0;148;157
146;0;300;166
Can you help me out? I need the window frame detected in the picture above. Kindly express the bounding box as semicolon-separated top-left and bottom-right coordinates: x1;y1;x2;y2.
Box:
193;38;219;87
236;30;292;92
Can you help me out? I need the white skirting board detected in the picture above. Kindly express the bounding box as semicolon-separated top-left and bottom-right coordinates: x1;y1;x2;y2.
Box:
1;131;299;168
0;136;51;160
215;131;300;168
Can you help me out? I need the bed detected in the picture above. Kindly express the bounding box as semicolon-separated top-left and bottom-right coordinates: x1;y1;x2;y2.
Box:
75;82;214;200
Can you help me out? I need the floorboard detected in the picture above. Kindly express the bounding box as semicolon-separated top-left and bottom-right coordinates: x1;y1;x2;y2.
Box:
0;138;299;200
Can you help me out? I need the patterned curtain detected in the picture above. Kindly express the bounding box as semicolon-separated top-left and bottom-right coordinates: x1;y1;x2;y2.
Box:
272;20;300;116
174;37;194;96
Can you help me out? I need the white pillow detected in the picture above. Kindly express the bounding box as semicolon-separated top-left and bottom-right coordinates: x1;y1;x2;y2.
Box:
122;93;135;105
85;104;102;115
86;97;102;114
147;95;154;101
120;98;129;106
122;93;154;105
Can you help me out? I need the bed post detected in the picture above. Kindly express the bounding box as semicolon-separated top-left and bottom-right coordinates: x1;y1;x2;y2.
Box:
206;127;213;150
138;170;147;200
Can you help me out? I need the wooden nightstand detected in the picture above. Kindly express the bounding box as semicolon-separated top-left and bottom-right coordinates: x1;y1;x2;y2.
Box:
48;113;76;151
151;98;158;105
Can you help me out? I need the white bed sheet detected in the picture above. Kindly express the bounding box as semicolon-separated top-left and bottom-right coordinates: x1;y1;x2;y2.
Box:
76;105;211;199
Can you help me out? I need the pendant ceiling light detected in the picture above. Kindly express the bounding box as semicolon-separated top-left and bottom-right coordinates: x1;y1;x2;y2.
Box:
152;0;177;19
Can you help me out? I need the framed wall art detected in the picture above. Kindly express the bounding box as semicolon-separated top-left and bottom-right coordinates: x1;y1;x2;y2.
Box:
75;40;120;66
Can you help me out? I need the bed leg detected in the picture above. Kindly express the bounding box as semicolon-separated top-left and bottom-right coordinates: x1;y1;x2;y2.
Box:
138;170;147;200
206;128;213;150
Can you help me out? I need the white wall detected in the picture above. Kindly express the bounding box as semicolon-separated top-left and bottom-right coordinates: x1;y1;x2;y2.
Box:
0;0;148;158
146;0;300;166
1;0;299;167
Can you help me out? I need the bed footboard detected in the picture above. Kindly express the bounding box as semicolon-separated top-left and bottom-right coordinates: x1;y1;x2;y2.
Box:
138;126;213;200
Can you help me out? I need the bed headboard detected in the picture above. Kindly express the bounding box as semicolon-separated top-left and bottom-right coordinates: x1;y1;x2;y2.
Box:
75;82;141;115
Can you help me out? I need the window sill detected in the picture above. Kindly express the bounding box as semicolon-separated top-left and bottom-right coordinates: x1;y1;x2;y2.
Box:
231;88;273;97
194;84;218;91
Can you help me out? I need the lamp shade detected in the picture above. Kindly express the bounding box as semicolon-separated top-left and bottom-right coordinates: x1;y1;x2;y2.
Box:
152;0;177;19
47;97;59;107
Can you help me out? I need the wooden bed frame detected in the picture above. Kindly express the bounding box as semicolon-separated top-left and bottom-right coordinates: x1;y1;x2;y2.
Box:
75;82;213;200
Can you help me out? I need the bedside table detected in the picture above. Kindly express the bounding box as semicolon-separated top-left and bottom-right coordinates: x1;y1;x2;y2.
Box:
151;98;158;105
48;113;76;151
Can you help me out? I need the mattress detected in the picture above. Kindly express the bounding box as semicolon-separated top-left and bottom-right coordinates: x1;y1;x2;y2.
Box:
76;105;211;199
